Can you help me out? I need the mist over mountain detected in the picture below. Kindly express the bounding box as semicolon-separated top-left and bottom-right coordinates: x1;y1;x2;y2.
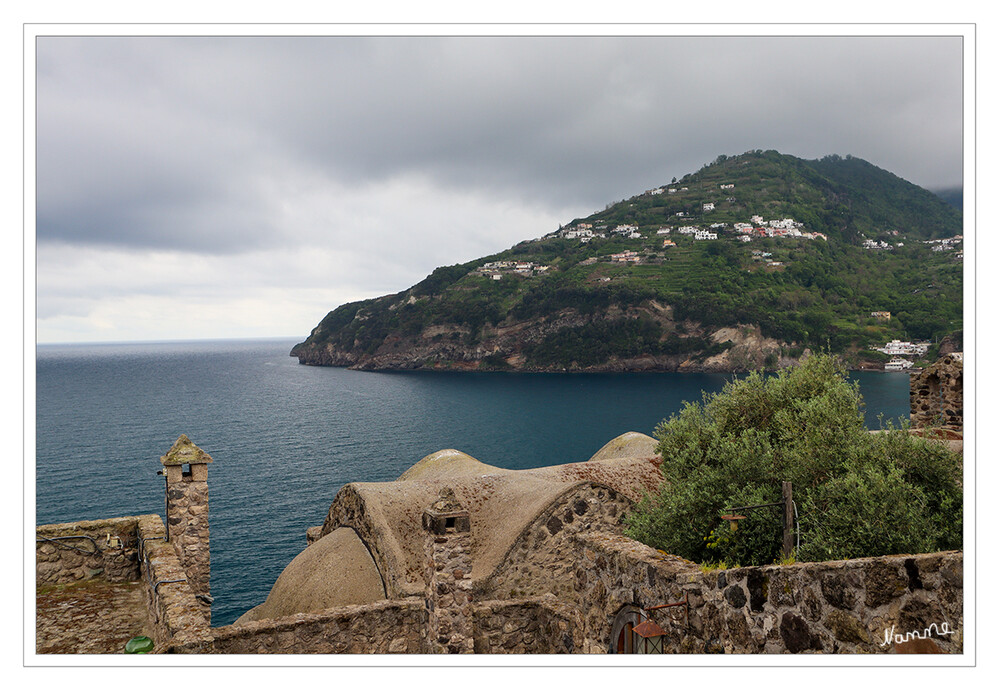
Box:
932;187;963;211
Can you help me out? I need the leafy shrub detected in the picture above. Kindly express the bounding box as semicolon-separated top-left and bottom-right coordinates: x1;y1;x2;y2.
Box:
624;355;962;565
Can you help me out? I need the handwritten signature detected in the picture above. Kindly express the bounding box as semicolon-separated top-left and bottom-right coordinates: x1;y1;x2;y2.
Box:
880;621;956;647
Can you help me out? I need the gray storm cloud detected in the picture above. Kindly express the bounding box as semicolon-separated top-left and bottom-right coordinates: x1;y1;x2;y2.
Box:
33;34;964;343
36;36;962;252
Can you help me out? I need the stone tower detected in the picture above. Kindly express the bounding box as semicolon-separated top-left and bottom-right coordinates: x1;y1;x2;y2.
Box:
160;434;213;622
423;487;474;654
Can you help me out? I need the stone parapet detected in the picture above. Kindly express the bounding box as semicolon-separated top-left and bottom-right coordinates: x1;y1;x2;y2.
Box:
570;532;963;654
472;596;584;653
134;514;213;652
36;516;146;585
210;599;426;653
38;515;964;654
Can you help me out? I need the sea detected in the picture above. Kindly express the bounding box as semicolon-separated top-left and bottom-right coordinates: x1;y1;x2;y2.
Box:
34;338;911;625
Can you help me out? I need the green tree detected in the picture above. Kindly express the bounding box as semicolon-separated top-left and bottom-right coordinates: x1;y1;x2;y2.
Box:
624;355;962;565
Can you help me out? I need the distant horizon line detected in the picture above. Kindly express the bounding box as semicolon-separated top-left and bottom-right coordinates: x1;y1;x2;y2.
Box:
36;335;302;347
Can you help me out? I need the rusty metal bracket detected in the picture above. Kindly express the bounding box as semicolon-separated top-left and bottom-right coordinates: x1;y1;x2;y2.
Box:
644;592;689;627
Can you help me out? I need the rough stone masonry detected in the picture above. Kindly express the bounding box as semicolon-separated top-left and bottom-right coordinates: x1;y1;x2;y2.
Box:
423;487;475;653
161;434;213;623
910;355;963;430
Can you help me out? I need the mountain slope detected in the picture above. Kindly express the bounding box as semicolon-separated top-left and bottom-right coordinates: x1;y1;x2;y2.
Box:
292;150;963;372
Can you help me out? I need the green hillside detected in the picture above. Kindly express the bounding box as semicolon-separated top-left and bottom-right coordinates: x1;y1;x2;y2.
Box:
292;150;963;372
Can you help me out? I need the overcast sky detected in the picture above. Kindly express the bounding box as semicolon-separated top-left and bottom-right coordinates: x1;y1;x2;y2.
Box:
33;34;965;344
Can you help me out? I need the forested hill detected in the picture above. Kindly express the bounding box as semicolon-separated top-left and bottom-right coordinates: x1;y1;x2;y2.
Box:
292;150;963;373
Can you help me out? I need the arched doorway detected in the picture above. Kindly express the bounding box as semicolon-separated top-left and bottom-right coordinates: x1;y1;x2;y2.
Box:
609;605;643;654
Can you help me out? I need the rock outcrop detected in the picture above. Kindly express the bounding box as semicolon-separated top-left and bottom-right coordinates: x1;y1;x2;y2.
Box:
291;306;796;373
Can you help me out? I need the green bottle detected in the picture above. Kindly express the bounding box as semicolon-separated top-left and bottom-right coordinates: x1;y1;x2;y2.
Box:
125;636;154;654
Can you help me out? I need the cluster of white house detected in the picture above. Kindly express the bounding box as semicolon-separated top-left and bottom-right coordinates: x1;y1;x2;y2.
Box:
924;236;963;253
612;224;643;239
561;222;602;242
675;226;718;241
475;260;551;279
567;179;837;245
732;217;827;241
561;223;644;242
877;339;931;357
862;238;900;250
557;214;826;246
874;338;933;371
864;233;963;253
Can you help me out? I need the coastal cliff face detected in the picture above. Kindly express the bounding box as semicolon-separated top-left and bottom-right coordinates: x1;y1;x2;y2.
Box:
290;303;801;373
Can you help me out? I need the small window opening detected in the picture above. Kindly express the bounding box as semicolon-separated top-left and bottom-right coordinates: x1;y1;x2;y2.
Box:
445;517;456;530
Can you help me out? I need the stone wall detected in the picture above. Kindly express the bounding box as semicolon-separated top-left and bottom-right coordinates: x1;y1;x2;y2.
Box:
36;514;212;653
38;513;964;654
36;516;144;585
209;599;426;653
134;514;213;652
472;597;583;653
483;482;634;602
911;355;963;430
569;532;963;654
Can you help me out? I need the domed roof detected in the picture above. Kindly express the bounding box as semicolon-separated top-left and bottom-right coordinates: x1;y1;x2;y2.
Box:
586;431;658;462
397;448;502;481
236;432;663;624
234;527;385;625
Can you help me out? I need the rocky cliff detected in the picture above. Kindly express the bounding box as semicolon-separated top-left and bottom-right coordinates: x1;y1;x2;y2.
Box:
291;302;804;373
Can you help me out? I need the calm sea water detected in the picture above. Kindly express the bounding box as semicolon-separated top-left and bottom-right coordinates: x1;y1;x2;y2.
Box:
34;338;910;625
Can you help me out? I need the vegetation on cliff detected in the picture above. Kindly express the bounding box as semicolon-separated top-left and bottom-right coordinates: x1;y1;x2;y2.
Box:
623;355;963;566
293;150;962;372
